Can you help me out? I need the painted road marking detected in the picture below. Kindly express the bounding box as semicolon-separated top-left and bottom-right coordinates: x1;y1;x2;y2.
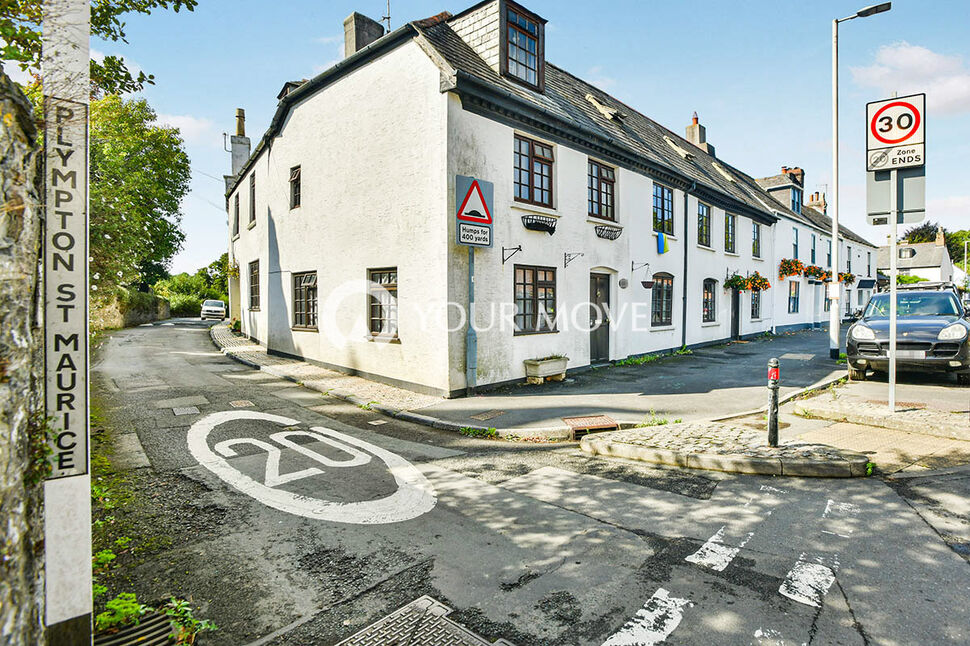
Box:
187;410;437;524
685;526;754;571
779;558;836;608
601;588;693;646
822;500;859;518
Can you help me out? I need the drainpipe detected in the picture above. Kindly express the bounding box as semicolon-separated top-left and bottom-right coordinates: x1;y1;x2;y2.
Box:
681;181;695;349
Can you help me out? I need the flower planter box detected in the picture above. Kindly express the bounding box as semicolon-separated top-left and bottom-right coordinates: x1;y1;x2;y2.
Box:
523;356;568;385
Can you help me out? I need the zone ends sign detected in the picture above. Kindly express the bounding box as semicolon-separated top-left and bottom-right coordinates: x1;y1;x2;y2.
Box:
866;94;925;171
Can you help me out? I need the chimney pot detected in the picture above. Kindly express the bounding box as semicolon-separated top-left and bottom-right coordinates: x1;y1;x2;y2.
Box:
781;165;788;173
235;108;245;137
692;111;698;125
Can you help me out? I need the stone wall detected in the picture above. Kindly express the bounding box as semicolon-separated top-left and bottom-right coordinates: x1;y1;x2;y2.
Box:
90;289;171;331
0;68;46;644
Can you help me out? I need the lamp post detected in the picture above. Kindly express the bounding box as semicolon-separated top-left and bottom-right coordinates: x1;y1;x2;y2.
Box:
830;2;891;359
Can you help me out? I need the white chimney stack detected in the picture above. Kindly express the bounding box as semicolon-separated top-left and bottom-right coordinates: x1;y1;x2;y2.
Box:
230;108;250;178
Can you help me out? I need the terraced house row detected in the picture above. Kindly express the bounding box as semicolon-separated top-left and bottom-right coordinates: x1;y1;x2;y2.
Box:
224;0;877;397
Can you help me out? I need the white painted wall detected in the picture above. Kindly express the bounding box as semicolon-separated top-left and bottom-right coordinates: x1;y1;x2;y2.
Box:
229;41;452;395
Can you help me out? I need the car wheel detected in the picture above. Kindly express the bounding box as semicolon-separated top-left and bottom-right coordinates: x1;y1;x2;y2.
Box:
848;366;866;381
958;372;970;386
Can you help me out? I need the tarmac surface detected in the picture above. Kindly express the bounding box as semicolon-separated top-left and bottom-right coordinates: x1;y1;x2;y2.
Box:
92;318;970;645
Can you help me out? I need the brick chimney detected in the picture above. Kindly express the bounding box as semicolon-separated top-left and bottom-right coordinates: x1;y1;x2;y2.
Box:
936;227;945;246
685;112;715;156
343;12;385;58
229;108;250;178
782;166;804;187
806;190;827;215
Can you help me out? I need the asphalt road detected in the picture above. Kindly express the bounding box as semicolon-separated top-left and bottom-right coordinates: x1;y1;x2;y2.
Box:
92;319;970;646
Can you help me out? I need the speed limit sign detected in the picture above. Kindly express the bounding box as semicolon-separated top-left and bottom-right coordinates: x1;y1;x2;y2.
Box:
866;93;925;171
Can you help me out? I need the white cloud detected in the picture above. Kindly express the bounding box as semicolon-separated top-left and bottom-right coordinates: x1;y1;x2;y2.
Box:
586;65;617;90
851;42;970;114
927;194;970;226
1;61;33;85
156;113;216;146
315;35;342;44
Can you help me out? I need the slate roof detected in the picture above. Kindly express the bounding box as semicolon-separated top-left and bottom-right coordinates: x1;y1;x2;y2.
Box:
876;242;950;270
799;205;875;248
415;17;784;222
757;174;797;190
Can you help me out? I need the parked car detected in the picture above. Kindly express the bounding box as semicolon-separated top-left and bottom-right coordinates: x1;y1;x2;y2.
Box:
846;289;970;385
200;299;227;321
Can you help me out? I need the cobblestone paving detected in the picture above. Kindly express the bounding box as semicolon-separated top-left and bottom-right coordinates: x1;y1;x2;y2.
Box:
210;325;439;412
595;422;866;462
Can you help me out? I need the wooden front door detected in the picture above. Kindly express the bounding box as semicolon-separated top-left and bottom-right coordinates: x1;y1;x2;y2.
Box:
589;273;610;362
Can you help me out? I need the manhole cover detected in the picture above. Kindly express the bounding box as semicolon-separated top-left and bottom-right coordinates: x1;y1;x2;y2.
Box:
94;611;171;645
562;415;617;432
470;410;506;421
865;400;926;409
337;595;516;646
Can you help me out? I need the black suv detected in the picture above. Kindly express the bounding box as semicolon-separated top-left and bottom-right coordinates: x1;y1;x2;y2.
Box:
846;289;970;385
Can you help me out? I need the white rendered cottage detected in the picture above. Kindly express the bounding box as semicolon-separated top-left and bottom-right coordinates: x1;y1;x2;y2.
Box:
224;0;875;397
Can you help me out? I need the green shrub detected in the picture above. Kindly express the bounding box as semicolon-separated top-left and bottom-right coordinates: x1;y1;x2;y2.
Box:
95;593;149;632
168;294;202;317
459;426;498;439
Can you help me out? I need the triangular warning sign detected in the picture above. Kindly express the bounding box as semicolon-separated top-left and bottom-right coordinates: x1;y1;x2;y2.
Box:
456;180;492;224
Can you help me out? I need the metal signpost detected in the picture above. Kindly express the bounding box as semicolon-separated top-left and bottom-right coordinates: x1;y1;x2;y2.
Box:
42;0;93;643
455;176;493;396
865;93;926;412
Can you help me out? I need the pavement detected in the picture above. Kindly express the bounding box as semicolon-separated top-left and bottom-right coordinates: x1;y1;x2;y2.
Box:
90;318;970;646
211;323;847;439
789;375;970;475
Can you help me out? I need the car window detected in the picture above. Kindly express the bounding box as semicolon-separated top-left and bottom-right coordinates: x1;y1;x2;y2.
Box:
203;300;225;307
863;292;960;318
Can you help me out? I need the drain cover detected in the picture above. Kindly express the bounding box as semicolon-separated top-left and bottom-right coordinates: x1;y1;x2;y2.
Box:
562;414;617;432
470;410;506;421
337;595;516;646
94;611;171;645
229;400;254;408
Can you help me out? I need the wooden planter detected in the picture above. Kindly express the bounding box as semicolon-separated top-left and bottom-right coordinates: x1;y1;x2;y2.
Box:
523;357;568;385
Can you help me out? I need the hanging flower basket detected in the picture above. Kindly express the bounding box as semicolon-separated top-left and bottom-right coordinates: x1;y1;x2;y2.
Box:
839;272;856;286
747;271;771;291
227;261;240;279
778;258;804;280
803;264;829;281
724;273;749;291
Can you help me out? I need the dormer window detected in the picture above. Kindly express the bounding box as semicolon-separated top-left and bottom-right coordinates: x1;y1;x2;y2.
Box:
503;3;544;91
791;188;802;214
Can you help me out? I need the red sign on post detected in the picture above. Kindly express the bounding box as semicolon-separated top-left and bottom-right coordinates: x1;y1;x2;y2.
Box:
768;367;779;381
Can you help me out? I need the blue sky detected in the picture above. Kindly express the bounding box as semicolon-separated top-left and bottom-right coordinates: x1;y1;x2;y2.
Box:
41;1;970;273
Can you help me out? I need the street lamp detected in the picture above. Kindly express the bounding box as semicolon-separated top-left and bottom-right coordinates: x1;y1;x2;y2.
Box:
829;2;892;359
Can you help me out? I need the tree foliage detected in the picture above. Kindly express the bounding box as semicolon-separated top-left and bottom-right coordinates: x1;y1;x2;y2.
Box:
902;221;967;266
90;94;190;297
1;0;197;94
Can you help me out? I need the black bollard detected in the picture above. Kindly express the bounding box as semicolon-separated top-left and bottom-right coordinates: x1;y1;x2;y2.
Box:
767;358;780;447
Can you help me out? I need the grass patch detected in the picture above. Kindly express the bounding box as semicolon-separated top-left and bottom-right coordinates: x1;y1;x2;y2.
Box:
635;410;682;427
459;426;498;439
616;353;661;366
836;352;847;365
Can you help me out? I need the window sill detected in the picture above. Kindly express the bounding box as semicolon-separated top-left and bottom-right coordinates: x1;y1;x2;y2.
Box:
249;308;260;312
366;335;401;344
290;205;301;211
232;234;240;242
587;215;619;226
291;326;317;332
650;325;676;332
651;231;677;238
247;220;256;230
511;202;559;218
752;255;764;261
696;244;715;252
513;329;559;337
701;321;720;327
724;251;739;257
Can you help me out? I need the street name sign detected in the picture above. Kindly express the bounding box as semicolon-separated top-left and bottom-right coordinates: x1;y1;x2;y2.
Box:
455;176;493;248
42;0;93;643
866;93;925;171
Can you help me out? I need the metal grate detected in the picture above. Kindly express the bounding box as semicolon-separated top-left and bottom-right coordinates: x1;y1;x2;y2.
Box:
562;415;617;436
94;611;171;645
336;596;516;646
